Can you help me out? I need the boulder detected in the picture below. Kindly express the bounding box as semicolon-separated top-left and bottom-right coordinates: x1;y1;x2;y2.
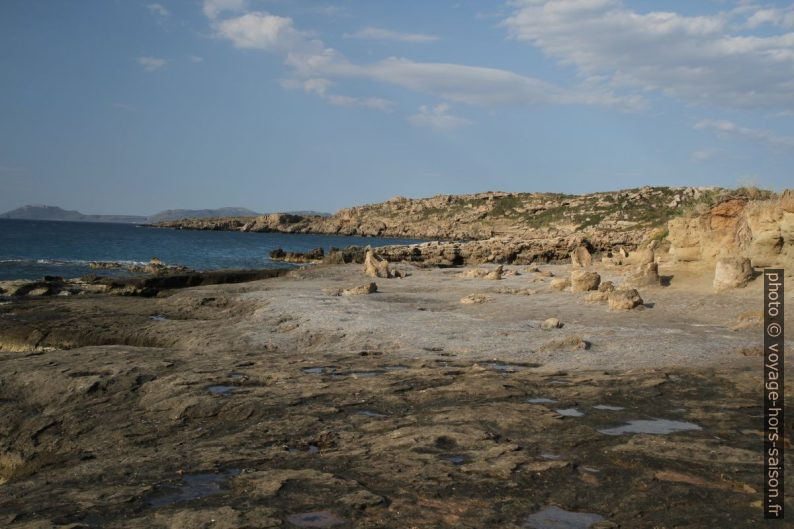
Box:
626;262;660;287
584;291;609;303
570;270;601;293
550;278;570;291
363;248;392;278
342;282;378;296
608;288;644;310
485;265;503;280
570;246;592;268
713;257;753;291
541;318;563;330
598;281;615;292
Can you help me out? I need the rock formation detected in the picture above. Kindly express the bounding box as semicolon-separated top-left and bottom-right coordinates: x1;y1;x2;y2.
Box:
363;248;392;278
608;289;644;310
570;270;601;292
570;246;592;268
626;262;660;287
713;257;754;291
668;191;793;270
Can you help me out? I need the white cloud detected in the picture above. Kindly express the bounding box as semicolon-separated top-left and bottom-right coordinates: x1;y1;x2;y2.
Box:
503;0;794;112
280;77;394;112
190;55;204;63
746;6;794;29
137;56;167;71
408;103;471;130
695;119;794;150
343;27;440;43
203;0;247;21
147;3;169;18
208;9;637;110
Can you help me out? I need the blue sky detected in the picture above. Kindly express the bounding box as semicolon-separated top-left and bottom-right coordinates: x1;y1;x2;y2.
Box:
1;0;793;215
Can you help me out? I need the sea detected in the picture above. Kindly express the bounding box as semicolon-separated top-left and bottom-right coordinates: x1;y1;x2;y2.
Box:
0;219;422;281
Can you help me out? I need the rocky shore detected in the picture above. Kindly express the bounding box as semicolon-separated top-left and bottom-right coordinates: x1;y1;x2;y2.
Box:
1;249;792;527
0;186;792;528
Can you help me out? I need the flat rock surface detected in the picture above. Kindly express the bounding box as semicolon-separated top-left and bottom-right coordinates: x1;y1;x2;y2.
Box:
0;261;791;528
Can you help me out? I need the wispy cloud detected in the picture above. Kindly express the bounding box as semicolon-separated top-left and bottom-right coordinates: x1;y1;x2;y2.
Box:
343;26;440;43
695;119;794;150
203;0;248;21
137;56;167;71
502;0;794;113
147;3;170;18
206;4;638;110
281;78;393;112
189;55;204;63
408;103;471;130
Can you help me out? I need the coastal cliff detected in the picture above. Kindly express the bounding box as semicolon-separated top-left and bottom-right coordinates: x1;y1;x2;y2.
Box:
154;186;715;242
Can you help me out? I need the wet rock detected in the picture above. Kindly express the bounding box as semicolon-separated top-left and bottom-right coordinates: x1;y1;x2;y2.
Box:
713;256;753;291
269;247;324;263
608;288;643;310
570;270;600;292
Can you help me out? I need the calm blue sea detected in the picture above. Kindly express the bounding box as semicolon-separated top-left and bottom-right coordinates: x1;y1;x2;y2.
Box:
0;219;422;280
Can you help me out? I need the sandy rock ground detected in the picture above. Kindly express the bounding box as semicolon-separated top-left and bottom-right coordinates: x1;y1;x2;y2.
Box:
0;261;792;528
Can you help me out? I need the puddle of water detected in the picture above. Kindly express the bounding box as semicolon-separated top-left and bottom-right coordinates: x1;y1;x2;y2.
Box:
149;314;167;321
208;385;236;396
440;454;467;466
540;453;562;460
349;371;382;378
356;410;386;417
288;444;319;454
527;397;557;404
555;408;585;417
147;469;239;508
286;510;344;528
592;404;624;411
302;367;327;375
524;506;605;529
548;380;569;386
228;372;245;380
483;362;529;372
382;365;408;371
582;466;600;473
598;418;702;436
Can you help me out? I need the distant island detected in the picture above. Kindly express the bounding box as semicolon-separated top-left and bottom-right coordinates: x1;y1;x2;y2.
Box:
0;204;330;223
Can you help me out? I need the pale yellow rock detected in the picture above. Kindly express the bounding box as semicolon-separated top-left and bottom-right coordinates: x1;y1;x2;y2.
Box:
363;248;392;278
713;257;753;291
570;246;592;268
608;288;643;310
570;270;600;292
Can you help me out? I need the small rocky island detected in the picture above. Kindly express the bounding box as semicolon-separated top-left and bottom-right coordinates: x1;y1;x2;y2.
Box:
0;186;791;528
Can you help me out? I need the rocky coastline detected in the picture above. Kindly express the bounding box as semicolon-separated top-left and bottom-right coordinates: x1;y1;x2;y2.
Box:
0;186;792;528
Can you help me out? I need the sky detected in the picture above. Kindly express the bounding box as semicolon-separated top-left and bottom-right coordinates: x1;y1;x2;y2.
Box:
1;0;793;215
